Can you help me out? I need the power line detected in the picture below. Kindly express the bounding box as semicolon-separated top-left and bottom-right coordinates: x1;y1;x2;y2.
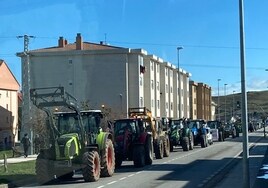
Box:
181;63;266;70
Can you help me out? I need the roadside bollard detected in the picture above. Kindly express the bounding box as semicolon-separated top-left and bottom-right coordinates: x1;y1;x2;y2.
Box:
4;154;7;172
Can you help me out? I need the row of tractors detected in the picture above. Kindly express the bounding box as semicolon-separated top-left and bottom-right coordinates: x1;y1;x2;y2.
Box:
29;86;217;185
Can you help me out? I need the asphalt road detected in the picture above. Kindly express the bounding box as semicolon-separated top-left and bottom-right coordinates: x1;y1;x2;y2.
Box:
26;133;262;188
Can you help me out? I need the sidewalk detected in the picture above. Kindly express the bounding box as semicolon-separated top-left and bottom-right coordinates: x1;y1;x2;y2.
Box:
214;129;268;188
0;154;37;165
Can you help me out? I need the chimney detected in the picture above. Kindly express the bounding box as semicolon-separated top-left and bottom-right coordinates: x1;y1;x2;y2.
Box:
58;36;65;47
76;33;83;50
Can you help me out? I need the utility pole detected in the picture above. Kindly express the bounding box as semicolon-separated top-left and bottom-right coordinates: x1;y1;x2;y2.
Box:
177;46;183;118
239;1;250;187
224;83;228;123
17;35;35;155
217;79;221;121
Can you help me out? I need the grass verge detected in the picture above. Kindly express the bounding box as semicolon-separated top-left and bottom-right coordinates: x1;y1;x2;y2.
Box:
0;150;14;160
0;160;36;187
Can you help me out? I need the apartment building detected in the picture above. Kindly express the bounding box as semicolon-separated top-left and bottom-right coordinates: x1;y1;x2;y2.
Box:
189;81;212;120
0;60;20;148
17;34;191;126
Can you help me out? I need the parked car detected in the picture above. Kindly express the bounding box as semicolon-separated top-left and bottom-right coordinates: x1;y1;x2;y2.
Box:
207;120;225;141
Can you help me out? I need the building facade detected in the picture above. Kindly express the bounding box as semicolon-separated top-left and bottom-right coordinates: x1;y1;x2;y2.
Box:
0;60;20;149
189;81;212;120
17;34;191;125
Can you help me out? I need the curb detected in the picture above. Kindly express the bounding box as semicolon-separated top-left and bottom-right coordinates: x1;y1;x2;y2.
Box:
202;135;263;188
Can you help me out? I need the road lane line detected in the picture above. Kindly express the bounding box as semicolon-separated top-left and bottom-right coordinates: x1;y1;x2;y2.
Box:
119;177;127;181
107;181;117;185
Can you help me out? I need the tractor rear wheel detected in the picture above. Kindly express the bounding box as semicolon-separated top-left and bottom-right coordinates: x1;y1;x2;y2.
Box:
36;154;54;185
133;145;145;167
163;136;170;157
101;139;115;177
181;137;190;151
155;139;164;159
82;151;100;182
145;136;153;165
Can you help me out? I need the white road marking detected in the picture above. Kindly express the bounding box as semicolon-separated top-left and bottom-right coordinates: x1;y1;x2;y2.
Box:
107;181;117;185
119;177;127;181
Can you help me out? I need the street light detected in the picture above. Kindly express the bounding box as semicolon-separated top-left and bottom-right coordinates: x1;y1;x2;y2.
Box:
224;83;228;123
232;90;236;117
177;46;183;118
217;79;221;121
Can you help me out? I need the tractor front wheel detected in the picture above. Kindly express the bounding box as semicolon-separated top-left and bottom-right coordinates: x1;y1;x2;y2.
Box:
145;136;153;165
133;145;145;167
101;139;115;177
181;137;190;151
155;139;164;159
82;151;100;182
163;136;170;157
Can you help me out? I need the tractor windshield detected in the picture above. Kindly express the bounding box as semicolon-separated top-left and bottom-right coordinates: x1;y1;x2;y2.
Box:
56;113;81;135
188;121;200;129
114;120;137;136
170;120;183;130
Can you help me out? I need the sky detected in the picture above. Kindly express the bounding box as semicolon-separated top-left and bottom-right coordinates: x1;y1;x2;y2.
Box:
1;0;268;96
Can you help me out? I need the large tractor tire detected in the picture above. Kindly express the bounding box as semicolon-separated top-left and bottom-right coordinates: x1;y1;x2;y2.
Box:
155;139;164;159
181;137;190;151
36;154;54;185
201;135;206;148
163;136;170;157
82;151;101;182
133;145;145;167
145;136;153;165
189;133;194;150
101;139;115;177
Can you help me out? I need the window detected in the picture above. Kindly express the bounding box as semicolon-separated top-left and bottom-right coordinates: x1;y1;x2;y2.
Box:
140;76;143;86
157;100;160;109
156;64;159;73
6;91;8;97
171;102;173;110
151;99;154;108
170;86;173;93
151;80;154;90
166;84;168;92
166;102;168;109
170;70;173;77
157;81;159;91
6;104;8;110
165;68;168;76
151;61;154;71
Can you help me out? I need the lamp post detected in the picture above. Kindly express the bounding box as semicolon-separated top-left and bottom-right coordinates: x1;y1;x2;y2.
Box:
177;46;183;118
232;90;236;117
217;79;221;121
224;83;228;123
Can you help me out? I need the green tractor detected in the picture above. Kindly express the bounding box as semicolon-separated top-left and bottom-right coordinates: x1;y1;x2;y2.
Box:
165;118;194;152
30;87;115;184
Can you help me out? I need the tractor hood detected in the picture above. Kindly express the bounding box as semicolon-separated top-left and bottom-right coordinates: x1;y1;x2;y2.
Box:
56;133;80;160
